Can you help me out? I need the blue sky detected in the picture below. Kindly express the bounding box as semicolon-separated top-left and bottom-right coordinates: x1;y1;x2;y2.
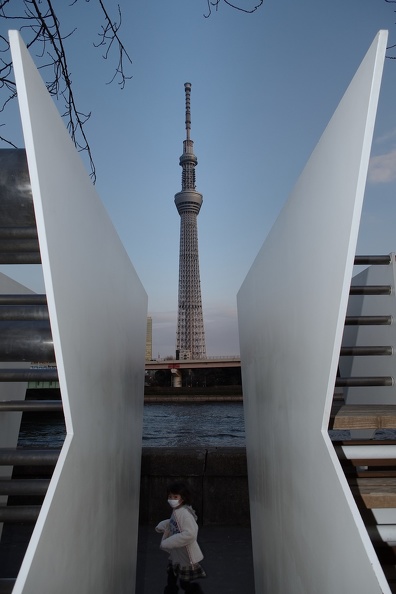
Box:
0;0;396;358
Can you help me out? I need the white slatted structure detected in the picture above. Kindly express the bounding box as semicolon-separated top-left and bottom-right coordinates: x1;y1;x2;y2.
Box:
238;31;389;594
7;31;147;594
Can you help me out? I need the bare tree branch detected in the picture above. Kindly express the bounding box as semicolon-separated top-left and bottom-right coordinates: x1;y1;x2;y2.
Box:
385;0;396;58
204;0;263;18
0;0;266;179
0;0;133;182
94;0;133;88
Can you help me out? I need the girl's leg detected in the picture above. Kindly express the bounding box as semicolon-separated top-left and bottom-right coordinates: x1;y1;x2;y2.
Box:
164;565;179;594
179;580;204;593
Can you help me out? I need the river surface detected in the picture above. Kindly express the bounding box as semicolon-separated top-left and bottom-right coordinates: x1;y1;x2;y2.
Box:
142;402;246;447
17;402;396;448
18;402;247;448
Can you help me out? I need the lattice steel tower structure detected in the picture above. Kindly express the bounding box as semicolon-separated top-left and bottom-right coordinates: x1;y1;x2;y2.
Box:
175;82;206;359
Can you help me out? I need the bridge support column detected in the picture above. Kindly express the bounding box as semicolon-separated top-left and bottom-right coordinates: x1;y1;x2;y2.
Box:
171;368;182;388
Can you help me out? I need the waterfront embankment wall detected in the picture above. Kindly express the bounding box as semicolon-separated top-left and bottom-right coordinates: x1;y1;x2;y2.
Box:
143;385;243;403
139;447;250;526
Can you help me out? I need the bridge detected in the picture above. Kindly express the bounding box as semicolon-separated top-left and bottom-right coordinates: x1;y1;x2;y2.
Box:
145;356;241;370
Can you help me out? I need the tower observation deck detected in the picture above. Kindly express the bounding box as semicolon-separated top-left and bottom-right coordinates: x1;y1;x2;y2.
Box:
175;82;206;359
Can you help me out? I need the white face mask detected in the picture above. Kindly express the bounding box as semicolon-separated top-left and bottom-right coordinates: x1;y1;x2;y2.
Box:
168;499;181;508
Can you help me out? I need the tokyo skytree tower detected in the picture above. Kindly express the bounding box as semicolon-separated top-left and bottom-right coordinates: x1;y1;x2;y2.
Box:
175;82;206;359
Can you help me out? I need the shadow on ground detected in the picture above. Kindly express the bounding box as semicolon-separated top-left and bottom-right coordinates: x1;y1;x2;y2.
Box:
136;525;255;594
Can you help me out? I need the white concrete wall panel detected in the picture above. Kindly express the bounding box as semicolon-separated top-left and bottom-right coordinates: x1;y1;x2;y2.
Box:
9;31;147;594
340;258;396;403
237;32;389;594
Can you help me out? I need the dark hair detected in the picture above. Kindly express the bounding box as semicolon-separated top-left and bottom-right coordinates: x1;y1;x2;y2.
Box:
167;481;192;505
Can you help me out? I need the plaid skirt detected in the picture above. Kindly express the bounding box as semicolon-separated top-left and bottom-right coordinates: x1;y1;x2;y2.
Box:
168;561;207;582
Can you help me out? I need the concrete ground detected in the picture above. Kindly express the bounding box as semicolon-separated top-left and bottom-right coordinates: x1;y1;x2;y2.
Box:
136;525;255;594
0;523;254;593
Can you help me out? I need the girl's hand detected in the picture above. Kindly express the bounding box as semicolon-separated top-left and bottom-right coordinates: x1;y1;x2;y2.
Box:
155;520;170;533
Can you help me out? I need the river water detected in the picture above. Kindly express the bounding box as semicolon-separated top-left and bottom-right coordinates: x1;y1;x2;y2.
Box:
142;402;246;447
18;402;247;448
18;402;396;449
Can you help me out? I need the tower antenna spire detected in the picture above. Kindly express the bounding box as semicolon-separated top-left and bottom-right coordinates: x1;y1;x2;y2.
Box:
174;82;206;360
185;82;191;141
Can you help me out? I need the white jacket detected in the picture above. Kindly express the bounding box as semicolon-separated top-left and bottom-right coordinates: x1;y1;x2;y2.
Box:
156;505;204;567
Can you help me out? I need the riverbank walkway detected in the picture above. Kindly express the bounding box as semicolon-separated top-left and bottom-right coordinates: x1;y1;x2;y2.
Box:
136;524;255;594
0;524;254;593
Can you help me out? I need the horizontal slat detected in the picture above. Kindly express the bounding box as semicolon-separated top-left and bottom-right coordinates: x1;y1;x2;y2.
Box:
339;440;396;446
345;316;392;325
338;445;396;460
0;294;46;305
349;285;392;295
356;470;396;478
0;400;62;412
0;478;50;496
0;305;49;321
0;505;41;522
372;508;396;524
369;524;396;545
0;320;54;362
354;255;392;266
0;227;37;240
0;239;39;253
340;346;393;356
0;449;60;466
335;377;393;387
351;478;396;508
353;460;396;467
0;253;41;264
0;368;58;382
334;405;396;430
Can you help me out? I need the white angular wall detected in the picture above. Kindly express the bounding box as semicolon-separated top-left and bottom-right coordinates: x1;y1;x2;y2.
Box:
237;32;390;594
9;31;147;594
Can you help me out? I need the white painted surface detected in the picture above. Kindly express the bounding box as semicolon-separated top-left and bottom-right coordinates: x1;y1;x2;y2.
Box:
9;31;147;594
373;509;396;524
0;272;34;540
372;524;396;544
341;256;396;403
342;445;396;459
237;32;389;594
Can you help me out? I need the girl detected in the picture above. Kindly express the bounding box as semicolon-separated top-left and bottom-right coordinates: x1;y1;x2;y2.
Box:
156;481;206;594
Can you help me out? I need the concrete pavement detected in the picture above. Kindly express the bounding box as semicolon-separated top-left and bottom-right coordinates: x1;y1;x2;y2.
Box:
136;524;255;594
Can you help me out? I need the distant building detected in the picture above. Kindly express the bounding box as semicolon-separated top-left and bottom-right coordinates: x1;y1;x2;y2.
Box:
174;83;206;360
145;316;152;361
